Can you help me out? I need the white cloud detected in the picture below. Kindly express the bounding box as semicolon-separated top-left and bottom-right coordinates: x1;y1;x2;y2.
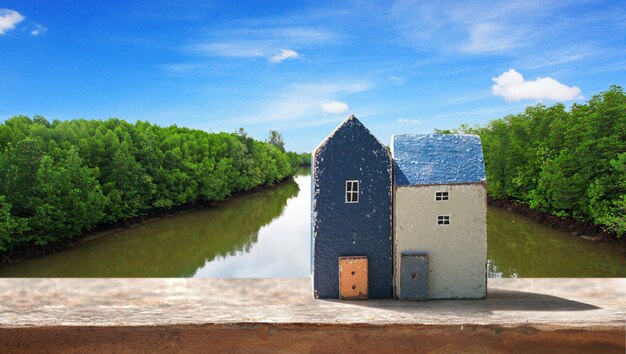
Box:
30;24;47;36
227;81;370;126
491;69;582;102
463;22;520;54
0;9;24;35
398;118;421;124
293;82;371;95
388;75;405;85
189;42;265;58
157;63;216;77
189;42;297;63
187;26;332;63
389;1;589;55
269;49;299;63
321;101;349;114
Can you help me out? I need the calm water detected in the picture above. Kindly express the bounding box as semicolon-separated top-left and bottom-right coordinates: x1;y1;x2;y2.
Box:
0;169;624;277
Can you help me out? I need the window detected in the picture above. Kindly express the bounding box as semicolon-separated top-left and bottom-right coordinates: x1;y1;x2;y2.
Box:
437;215;451;225
435;191;449;201
345;180;359;203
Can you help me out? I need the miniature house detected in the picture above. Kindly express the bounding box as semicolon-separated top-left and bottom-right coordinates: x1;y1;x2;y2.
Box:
311;116;487;300
392;134;487;299
311;115;393;299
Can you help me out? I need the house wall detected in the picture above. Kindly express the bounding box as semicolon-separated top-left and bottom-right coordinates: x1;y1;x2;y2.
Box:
394;183;487;299
312;118;393;299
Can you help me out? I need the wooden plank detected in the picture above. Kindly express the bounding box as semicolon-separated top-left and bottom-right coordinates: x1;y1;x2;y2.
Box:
338;256;368;299
0;324;623;354
0;278;624;330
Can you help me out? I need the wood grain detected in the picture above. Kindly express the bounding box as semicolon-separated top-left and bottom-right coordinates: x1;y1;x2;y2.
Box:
0;324;623;354
0;278;623;352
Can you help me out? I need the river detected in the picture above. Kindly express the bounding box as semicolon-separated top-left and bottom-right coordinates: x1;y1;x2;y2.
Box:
0;169;624;277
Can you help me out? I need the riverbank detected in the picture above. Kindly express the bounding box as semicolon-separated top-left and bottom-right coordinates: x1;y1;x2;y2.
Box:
0;172;304;265
488;197;626;255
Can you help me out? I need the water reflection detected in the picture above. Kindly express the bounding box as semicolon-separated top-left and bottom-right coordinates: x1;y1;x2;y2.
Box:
1;168;624;277
0;169;308;277
487;207;626;277
193;170;311;277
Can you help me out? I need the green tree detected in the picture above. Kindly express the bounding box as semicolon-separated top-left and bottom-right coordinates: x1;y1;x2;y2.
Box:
442;85;626;236
0;196;29;252
30;149;106;245
0;114;309;254
267;130;285;152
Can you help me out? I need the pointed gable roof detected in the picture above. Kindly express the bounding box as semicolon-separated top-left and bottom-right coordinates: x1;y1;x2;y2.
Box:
314;114;389;158
391;134;486;186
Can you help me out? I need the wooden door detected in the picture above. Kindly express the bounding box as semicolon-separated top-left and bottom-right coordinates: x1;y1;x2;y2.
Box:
338;256;368;299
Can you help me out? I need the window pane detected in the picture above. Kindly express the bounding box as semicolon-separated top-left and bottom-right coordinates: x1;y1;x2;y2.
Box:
345;181;359;203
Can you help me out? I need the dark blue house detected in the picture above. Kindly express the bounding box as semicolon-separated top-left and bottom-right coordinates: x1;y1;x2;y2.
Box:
311;115;393;299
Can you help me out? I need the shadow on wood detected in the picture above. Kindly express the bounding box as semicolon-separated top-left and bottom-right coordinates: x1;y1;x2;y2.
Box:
324;288;600;314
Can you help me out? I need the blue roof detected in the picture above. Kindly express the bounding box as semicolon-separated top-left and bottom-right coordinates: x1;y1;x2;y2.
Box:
392;134;486;186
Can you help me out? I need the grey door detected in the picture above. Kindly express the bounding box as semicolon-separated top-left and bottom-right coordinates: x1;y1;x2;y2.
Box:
400;253;429;300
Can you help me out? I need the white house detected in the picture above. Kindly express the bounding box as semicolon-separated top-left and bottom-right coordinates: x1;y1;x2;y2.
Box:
391;134;487;300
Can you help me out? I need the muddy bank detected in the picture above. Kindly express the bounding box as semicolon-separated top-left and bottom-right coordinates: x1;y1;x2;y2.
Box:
0;176;298;265
488;197;626;254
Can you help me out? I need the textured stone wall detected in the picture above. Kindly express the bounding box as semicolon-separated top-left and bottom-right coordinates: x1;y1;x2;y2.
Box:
312;116;393;299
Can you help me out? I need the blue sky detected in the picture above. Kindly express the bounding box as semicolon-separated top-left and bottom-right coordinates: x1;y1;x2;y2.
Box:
1;1;625;152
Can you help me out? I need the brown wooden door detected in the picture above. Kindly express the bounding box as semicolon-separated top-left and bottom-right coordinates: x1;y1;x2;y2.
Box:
339;256;368;299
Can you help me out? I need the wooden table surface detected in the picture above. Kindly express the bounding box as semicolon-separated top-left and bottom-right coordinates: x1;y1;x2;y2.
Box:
0;278;624;353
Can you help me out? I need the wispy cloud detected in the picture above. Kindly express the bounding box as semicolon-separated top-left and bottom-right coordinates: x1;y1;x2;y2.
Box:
321;101;348;114
30;24;47;36
388;0;619;60
521;52;588;70
157;62;217;77
270;49;299;63
388;75;405;85
188;41;265;58
0;9;24;35
491;69;582;102
186;26;333;63
397;118;421;124
390;1;539;54
463;22;523;54
230;80;371;126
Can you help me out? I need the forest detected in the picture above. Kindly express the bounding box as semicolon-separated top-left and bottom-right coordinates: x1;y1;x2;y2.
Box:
0;117;310;253
440;86;625;236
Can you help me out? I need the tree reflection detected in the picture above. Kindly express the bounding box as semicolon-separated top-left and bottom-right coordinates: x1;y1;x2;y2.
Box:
0;176;300;277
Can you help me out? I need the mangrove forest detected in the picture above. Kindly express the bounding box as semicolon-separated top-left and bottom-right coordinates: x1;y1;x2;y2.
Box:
441;86;625;237
0;117;310;254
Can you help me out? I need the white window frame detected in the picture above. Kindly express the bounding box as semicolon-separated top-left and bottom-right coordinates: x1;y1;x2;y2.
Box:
437;214;451;225
435;191;449;201
345;180;359;203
